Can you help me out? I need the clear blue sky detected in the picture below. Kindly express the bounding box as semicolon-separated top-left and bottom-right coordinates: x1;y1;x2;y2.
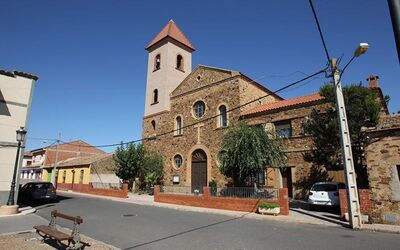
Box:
1;0;398;152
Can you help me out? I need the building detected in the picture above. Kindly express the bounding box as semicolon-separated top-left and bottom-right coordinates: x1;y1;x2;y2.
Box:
142;20;390;199
142;20;282;190
56;153;120;192
364;114;400;224
0;69;37;205
19;140;105;184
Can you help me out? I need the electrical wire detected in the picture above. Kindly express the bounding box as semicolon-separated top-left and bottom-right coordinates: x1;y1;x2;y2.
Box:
58;66;328;149
308;0;331;62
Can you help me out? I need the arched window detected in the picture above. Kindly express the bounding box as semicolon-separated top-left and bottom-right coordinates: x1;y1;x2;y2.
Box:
175;116;182;135
193;101;205;118
176;54;183;71
154;54;161;70
152;89;158;104
174;154;183;169
151;120;156;130
219;105;227;128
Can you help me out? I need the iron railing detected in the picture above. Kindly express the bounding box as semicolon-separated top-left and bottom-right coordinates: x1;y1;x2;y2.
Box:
160;186;203;195
210;187;279;200
91;182;121;190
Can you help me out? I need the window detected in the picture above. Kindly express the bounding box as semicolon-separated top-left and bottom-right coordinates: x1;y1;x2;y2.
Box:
175;116;182;135
174;155;183;169
151;120;156;130
193;101;205;118
27;160;32;166
154;54;161;70
218;105;227;128
176;54;183;71
256;169;266;186
152;89;158;104
397;165;400;181
274;120;292;138
79;169;84;184
62;170;66;184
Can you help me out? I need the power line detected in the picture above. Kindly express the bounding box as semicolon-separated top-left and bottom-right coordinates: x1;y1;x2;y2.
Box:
59;67;328;149
308;0;331;62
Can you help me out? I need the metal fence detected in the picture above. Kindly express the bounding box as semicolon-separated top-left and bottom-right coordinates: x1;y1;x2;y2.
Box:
210;187;279;200
91;182;121;190
160;186;202;195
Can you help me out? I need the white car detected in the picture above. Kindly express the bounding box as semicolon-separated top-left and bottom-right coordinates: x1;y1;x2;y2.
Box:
308;182;345;207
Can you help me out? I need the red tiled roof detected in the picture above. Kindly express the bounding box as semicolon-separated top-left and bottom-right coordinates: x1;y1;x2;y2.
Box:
146;19;195;51
243;93;325;116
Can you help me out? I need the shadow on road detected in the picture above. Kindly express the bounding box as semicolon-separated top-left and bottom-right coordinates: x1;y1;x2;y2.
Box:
18;195;73;209
122;212;251;250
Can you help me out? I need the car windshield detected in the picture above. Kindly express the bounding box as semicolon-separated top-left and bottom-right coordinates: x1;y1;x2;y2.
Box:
33;183;54;189
311;184;337;192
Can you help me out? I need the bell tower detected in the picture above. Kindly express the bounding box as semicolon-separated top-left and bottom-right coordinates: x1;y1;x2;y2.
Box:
144;20;195;117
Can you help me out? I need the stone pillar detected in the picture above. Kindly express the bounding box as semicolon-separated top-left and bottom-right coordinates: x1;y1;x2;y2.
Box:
122;183;128;198
203;187;210;198
278;188;289;215
154;185;160;202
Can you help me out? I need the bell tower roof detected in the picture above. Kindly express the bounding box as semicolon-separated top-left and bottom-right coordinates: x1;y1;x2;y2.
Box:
146;19;195;51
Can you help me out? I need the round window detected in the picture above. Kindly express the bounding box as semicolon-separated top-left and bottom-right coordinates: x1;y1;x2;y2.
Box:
193;101;205;118
174;155;183;169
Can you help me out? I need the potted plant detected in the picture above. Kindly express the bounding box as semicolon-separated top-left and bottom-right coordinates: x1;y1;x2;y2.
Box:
258;202;280;216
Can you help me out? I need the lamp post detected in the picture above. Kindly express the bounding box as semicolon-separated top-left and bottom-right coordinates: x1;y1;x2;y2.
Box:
6;127;27;206
330;43;369;229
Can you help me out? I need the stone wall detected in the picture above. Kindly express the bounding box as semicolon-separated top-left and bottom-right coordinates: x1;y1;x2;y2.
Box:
365;129;400;224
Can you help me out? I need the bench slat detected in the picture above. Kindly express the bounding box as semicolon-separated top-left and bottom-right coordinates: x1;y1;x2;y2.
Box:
34;225;72;241
52;211;83;224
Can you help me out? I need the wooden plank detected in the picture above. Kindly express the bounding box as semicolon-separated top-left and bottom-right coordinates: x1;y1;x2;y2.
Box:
34;225;72;241
52;210;83;224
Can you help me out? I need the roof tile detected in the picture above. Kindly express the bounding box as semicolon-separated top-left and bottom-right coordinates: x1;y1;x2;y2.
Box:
146;19;195;51
243;93;325;116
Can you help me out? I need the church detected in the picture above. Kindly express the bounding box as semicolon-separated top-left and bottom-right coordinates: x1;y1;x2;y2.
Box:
141;20;388;198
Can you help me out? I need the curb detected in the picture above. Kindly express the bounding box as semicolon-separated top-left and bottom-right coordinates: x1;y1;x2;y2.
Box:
0;206;36;218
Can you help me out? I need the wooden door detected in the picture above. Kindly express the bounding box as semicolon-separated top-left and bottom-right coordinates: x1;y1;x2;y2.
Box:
281;167;293;198
191;149;207;193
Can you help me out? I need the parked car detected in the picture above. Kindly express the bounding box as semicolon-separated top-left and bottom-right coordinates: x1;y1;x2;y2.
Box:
308;182;345;208
18;181;57;203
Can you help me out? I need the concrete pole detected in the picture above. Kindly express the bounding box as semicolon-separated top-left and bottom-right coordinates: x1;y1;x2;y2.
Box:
388;0;400;63
331;58;362;229
52;133;60;186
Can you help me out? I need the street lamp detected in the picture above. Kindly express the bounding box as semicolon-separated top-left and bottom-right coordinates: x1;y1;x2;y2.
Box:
6;127;27;206
330;43;369;229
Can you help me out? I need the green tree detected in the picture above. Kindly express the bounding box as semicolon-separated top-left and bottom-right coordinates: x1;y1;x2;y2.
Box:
142;151;164;188
220;122;286;186
303;83;384;188
113;142;145;190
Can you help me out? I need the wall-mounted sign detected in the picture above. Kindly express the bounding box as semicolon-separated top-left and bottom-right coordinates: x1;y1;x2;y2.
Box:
173;175;180;184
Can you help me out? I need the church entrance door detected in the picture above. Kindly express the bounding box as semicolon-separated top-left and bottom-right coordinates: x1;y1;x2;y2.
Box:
191;149;207;194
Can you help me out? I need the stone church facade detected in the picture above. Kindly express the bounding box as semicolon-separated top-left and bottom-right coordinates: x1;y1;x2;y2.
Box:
142;20;390;198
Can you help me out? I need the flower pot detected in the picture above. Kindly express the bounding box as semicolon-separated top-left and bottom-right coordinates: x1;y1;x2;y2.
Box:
258;207;280;216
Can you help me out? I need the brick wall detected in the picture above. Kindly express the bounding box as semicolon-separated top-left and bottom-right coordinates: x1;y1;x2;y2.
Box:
154;186;289;215
339;189;372;221
57;182;128;198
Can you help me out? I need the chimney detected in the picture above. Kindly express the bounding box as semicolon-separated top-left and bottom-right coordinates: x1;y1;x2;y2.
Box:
367;75;380;89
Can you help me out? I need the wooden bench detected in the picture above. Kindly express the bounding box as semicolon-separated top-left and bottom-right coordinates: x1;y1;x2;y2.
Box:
34;210;83;249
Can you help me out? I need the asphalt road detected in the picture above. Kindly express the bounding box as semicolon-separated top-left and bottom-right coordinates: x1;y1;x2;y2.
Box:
35;192;400;250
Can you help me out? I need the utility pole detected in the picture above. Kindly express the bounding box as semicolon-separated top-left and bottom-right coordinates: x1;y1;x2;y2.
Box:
52;133;60;186
330;58;362;229
388;0;400;63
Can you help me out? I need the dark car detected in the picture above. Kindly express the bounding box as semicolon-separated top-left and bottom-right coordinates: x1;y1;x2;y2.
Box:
18;182;57;203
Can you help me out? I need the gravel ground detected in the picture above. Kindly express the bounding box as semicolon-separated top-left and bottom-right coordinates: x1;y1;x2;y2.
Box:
0;230;117;250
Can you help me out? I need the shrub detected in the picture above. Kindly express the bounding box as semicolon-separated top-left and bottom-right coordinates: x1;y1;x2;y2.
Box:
258;202;280;209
